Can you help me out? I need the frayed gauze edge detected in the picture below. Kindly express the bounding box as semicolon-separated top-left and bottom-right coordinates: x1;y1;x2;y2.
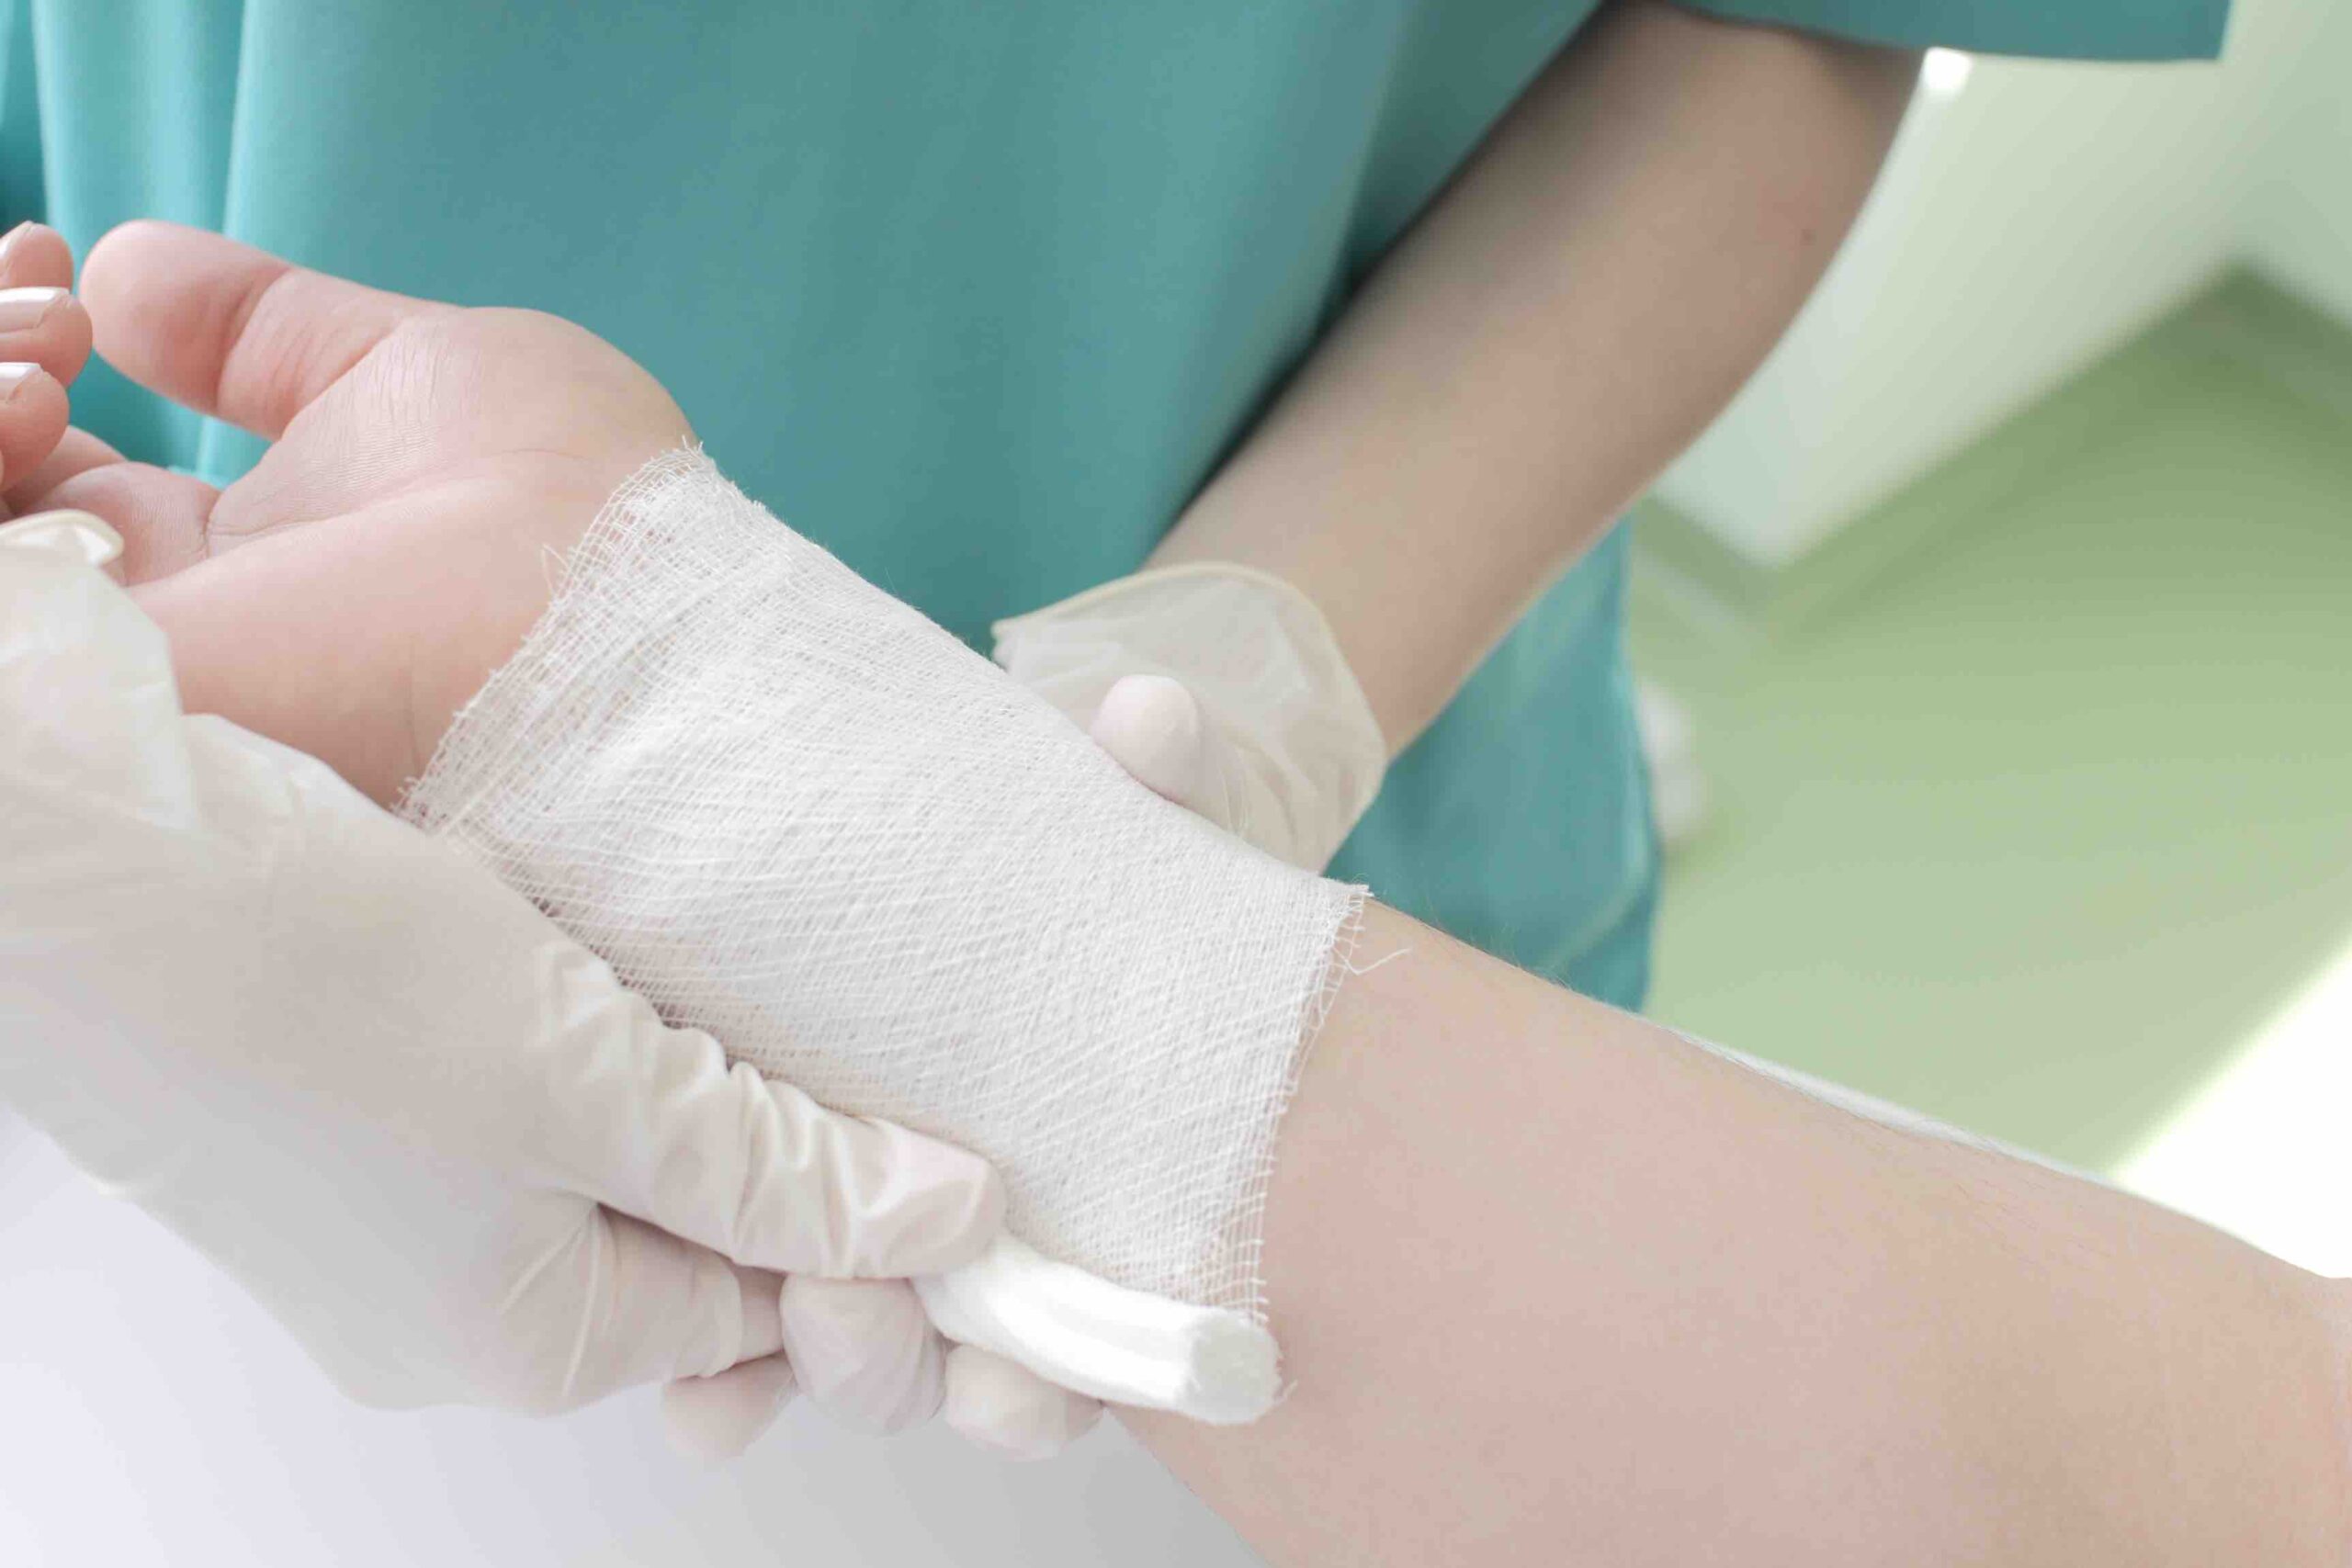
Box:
401;447;1363;1421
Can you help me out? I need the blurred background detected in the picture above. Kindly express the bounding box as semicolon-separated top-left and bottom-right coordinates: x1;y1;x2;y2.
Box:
5;5;2350;1563
1633;0;2352;1280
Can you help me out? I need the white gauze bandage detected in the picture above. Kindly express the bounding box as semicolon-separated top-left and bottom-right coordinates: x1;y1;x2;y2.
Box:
401;450;1362;1422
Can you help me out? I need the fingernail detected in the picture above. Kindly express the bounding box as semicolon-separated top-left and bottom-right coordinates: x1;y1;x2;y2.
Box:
0;360;42;400
0;286;65;332
0;221;41;276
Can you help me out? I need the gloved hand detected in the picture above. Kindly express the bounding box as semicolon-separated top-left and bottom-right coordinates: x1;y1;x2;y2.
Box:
44;221;1331;1462
992;563;1389;873
0;508;1003;1420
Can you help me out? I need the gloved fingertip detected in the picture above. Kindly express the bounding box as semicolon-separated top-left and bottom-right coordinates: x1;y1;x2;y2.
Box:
942;1345;1103;1461
846;1117;1006;1277
780;1276;945;1435
661;1355;797;1464
736;1076;1005;1279
1089;673;1209;811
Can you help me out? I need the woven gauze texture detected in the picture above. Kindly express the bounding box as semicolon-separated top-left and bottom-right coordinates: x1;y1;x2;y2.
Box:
401;450;1363;1314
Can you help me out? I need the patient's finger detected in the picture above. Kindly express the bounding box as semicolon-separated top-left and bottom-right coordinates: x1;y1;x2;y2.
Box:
81;220;446;441
0;287;92;389
0;222;74;292
0;363;68;492
0;224;94;397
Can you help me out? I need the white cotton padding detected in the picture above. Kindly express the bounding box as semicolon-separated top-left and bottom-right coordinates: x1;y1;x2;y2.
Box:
401;450;1360;1419
917;1235;1280;1425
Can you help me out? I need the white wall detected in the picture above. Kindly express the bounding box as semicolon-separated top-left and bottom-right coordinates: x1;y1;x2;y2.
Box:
1657;0;2352;568
2239;0;2352;321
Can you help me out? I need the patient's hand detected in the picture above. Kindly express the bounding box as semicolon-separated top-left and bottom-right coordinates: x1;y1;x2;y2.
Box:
0;223;96;513
27;221;691;803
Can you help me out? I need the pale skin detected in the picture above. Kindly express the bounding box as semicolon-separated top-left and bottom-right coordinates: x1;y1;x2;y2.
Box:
1138;901;2352;1565
0;7;2335;1562
1155;1;1920;749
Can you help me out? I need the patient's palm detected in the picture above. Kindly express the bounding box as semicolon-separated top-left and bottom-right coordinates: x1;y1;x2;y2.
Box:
42;224;691;801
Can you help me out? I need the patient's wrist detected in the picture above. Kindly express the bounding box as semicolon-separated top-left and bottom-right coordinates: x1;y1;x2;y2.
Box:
401;448;1365;1418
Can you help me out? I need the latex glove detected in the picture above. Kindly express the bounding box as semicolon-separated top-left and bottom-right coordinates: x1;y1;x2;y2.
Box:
0;510;1003;1418
32;220;1146;1461
992;563;1387;872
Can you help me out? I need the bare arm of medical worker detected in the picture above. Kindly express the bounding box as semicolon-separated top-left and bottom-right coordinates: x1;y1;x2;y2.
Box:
995;6;1908;872
1133;900;2352;1566
1151;1;1917;749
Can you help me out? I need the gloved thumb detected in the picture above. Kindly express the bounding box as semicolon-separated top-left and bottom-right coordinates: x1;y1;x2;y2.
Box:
661;1355;798;1463
1087;672;1231;829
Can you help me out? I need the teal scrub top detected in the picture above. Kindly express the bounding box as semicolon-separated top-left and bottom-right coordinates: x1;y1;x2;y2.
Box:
0;1;2224;1008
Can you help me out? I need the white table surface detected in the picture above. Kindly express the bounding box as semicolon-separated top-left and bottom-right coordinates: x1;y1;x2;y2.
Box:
0;1111;1265;1568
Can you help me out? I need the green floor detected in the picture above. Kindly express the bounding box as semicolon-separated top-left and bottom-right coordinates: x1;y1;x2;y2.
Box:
1631;272;2352;1175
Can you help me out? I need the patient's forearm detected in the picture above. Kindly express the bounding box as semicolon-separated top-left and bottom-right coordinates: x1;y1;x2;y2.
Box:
1135;903;2351;1566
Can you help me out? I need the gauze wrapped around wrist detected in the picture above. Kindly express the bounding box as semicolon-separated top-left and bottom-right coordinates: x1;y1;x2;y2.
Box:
401;450;1361;1409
